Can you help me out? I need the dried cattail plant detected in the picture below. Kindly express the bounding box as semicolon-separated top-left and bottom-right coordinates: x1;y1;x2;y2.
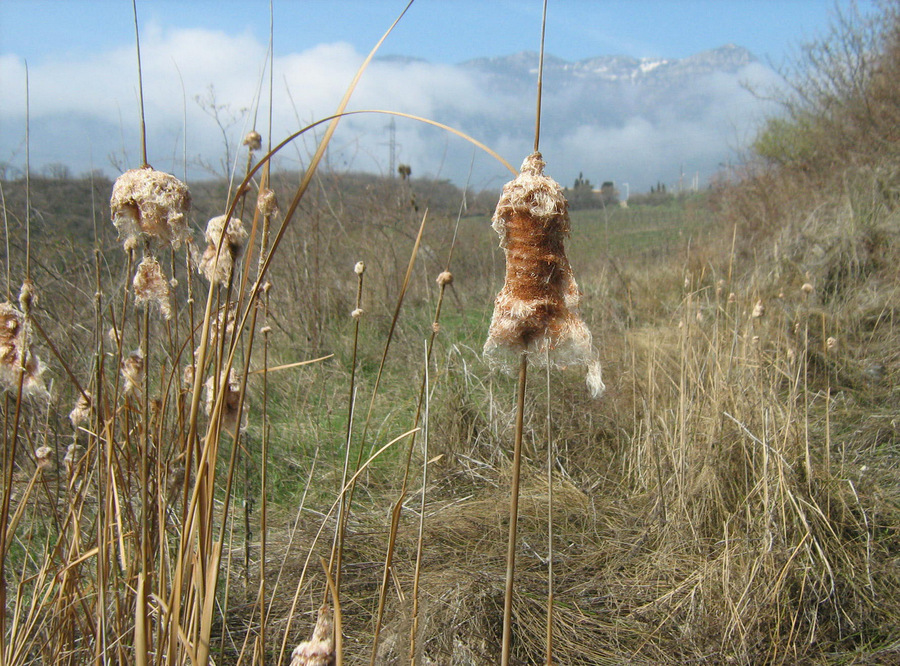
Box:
485;152;602;395
290;605;335;666
34;446;54;471
122;349;144;397
110;167;192;251
243;130;262;152
257;187;279;217
69;391;92;428
0;302;48;399
133;254;173;319
198;214;248;284
204;367;246;435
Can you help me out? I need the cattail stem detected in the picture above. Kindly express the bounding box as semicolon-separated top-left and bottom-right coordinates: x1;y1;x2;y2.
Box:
132;0;148;167
501;352;528;666
545;354;554;665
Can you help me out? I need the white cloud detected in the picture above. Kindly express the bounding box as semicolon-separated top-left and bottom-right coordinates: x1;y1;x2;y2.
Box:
0;27;780;190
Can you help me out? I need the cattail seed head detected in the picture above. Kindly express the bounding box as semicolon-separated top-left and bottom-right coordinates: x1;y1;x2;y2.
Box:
18;279;36;313
64;443;85;473
69;391;92;428
436;270;453;287
290;605;335;666
484;153;593;371
752;300;765;318
133;255;173;319
728;292;737;303
801;282;814;295
0;302;48;399
351;308;364;320
354;261;366;275
122;349;144;397
257;187;278;217
826;336;838;350
35;445;53;470
204;367;246;435
110;167;191;251
243;130;262;151
199;215;248;284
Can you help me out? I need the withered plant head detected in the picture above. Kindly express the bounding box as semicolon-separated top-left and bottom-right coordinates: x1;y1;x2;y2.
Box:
290;605;335;666
257;187;279;217
69;391;93;428
0;302;49;400
243;130;262;152
485;152;595;377
133;255;173;319
35;445;54;470
204;367;246;435
199;214;248;284
122;349;144;397
110;167;192;251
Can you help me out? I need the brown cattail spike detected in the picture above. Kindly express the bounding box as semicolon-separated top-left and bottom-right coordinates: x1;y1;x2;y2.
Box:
485;153;593;371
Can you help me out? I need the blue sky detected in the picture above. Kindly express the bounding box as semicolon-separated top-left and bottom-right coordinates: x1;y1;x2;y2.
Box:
0;1;881;190
1;1;875;66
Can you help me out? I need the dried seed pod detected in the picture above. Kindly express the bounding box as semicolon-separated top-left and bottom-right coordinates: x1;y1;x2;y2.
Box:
198;214;248;284
243;130;262;151
0;302;48;399
257;187;279;217
133;255;172;319
110;167;192;251
752;299;765;318
485;153;593;370
436;270;453;287
204;367;246;435
122;349;144;397
354;261;366;275
69;391;92;428
290;605;335;666
35;445;54;470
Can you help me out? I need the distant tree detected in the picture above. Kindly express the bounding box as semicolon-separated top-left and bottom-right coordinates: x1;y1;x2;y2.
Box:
568;171;597;209
600;181;619;206
42;163;71;180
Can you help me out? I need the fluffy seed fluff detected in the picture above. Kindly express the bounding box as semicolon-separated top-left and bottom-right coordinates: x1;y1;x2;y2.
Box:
122;349;144;397
133;255;173;319
69;391;92;428
0;302;48;400
485;153;602;396
110;167;192;251
243;130;262;151
257;187;279;217
199;215;248;284
290;605;335;666
204;367;246;435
